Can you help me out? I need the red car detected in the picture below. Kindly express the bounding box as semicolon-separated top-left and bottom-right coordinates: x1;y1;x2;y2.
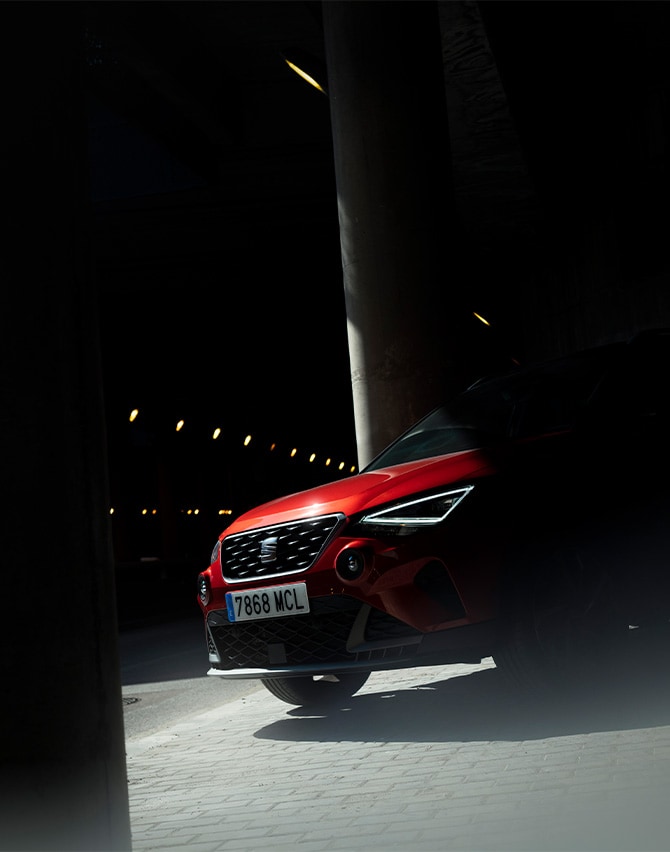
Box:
198;329;670;705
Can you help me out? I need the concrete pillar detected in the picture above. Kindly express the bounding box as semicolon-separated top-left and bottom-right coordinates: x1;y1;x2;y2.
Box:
323;1;460;467
0;5;131;850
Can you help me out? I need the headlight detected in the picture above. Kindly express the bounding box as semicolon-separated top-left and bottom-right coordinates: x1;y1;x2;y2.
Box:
210;539;221;565
357;486;474;535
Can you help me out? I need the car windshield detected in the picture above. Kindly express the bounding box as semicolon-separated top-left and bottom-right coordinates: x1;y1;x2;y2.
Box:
363;345;623;471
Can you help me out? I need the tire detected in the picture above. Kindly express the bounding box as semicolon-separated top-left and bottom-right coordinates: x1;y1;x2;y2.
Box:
260;672;371;707
494;545;629;693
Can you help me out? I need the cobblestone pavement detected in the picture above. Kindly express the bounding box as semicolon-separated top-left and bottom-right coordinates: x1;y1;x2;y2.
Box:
125;658;670;851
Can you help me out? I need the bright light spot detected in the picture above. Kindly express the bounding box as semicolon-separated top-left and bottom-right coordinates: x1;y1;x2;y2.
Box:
473;311;491;327
109;507;115;515
187;509;192;515
212;428;221;440
270;443;276;451
350;465;356;473
290;448;297;458
284;59;326;94
129;409;138;422
176;420;184;431
325;458;331;466
152;509;157;515
309;453;316;463
194;509;200;515
218;509;232;516
244;434;252;446
338;462;345;470
142;508;147;515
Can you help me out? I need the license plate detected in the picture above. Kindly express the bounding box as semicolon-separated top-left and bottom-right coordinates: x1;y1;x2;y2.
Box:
225;582;310;623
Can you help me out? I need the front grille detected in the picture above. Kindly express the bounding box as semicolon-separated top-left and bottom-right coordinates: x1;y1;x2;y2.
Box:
220;513;344;581
208;596;423;671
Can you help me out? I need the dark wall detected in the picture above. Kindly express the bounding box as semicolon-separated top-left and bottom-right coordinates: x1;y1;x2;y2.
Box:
478;1;670;359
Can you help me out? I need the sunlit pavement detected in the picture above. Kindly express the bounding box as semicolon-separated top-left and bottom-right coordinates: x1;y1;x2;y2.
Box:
125;658;670;851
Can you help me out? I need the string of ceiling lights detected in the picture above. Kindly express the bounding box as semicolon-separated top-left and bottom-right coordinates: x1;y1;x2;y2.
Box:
110;313;505;521
126;407;357;473
109;406;359;520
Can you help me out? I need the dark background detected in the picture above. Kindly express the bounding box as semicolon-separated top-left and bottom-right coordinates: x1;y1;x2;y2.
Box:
81;1;670;567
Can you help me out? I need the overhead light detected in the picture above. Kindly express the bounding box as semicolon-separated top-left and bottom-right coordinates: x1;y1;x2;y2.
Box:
280;47;328;96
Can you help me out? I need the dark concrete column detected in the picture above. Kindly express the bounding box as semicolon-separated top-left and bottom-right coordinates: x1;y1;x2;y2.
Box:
0;5;131;850
323;1;460;466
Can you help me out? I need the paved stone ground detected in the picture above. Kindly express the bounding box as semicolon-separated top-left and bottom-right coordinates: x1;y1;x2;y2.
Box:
125;659;670;851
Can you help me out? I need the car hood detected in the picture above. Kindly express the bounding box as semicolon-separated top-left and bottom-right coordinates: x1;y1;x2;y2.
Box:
222;447;499;535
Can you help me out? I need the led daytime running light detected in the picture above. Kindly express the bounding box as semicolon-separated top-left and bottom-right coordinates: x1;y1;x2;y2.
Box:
361;486;474;527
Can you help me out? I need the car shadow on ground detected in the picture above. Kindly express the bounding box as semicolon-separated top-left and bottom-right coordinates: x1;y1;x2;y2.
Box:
255;660;670;745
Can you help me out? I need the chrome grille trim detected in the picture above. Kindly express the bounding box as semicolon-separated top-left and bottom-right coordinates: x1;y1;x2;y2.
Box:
220;513;346;582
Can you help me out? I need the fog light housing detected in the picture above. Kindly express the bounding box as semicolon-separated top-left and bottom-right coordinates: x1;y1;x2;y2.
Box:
336;548;366;581
198;573;211;606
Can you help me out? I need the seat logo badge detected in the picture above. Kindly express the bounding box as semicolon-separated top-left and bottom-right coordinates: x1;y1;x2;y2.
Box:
259;536;278;564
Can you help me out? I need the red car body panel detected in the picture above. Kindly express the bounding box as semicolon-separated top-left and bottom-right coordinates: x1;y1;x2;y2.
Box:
222;448;495;530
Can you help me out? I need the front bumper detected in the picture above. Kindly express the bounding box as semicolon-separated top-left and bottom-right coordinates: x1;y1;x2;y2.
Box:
205;593;495;678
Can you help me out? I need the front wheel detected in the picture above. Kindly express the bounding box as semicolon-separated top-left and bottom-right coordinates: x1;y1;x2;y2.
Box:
260;672;371;707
